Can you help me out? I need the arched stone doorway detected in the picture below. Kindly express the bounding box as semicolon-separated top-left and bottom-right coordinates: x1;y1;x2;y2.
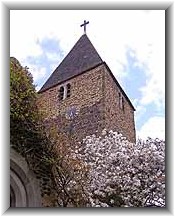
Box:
10;149;42;207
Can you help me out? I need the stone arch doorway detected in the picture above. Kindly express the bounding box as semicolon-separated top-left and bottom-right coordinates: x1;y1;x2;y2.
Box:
10;148;42;207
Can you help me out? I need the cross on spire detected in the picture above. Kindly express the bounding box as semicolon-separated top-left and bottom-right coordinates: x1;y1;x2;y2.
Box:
80;20;89;34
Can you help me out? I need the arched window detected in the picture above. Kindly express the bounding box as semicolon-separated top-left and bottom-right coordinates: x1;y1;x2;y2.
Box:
59;84;71;101
59;86;64;100
67;83;71;98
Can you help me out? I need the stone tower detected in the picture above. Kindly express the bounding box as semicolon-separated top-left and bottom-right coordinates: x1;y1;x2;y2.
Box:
37;34;136;143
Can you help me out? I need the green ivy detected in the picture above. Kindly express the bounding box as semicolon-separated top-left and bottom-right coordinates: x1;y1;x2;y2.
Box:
10;57;58;206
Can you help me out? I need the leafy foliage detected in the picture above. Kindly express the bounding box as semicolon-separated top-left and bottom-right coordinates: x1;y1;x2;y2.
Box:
10;57;39;154
44;125;89;207
10;57;58;206
10;58;88;207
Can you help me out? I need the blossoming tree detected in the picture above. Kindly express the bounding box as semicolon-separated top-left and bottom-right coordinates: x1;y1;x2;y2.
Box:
73;130;165;207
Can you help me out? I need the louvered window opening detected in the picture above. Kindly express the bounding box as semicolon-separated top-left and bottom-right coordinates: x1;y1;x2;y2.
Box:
59;86;64;100
67;84;71;98
59;83;71;101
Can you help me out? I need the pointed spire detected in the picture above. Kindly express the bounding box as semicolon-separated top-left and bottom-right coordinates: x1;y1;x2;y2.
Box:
39;34;103;92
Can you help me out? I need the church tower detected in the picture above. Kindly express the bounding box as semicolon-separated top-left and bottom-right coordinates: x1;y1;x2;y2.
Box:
38;24;136;143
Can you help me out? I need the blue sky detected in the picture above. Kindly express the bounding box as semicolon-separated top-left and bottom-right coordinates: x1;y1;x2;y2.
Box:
10;10;165;140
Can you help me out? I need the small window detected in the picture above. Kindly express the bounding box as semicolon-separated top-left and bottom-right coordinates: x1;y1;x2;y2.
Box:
119;92;124;110
122;97;124;110
59;86;64;100
67;83;71;98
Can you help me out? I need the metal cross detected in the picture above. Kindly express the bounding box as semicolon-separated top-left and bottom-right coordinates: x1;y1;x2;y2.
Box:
80;20;89;34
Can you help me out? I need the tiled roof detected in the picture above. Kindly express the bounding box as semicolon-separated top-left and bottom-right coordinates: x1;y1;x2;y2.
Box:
38;34;135;111
39;34;103;92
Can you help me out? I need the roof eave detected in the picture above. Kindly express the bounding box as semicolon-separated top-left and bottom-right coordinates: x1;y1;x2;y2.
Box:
38;62;104;94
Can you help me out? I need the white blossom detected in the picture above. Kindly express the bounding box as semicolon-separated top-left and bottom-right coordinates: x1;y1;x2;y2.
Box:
72;130;165;207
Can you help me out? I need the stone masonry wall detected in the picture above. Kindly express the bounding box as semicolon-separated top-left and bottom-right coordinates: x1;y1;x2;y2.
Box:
103;65;136;143
37;63;136;144
37;64;105;142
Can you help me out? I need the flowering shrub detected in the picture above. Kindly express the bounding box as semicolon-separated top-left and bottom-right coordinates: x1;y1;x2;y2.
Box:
73;130;165;207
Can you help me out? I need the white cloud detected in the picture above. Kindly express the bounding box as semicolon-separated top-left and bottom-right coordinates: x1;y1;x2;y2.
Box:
45;52;60;62
137;116;165;140
140;73;165;110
